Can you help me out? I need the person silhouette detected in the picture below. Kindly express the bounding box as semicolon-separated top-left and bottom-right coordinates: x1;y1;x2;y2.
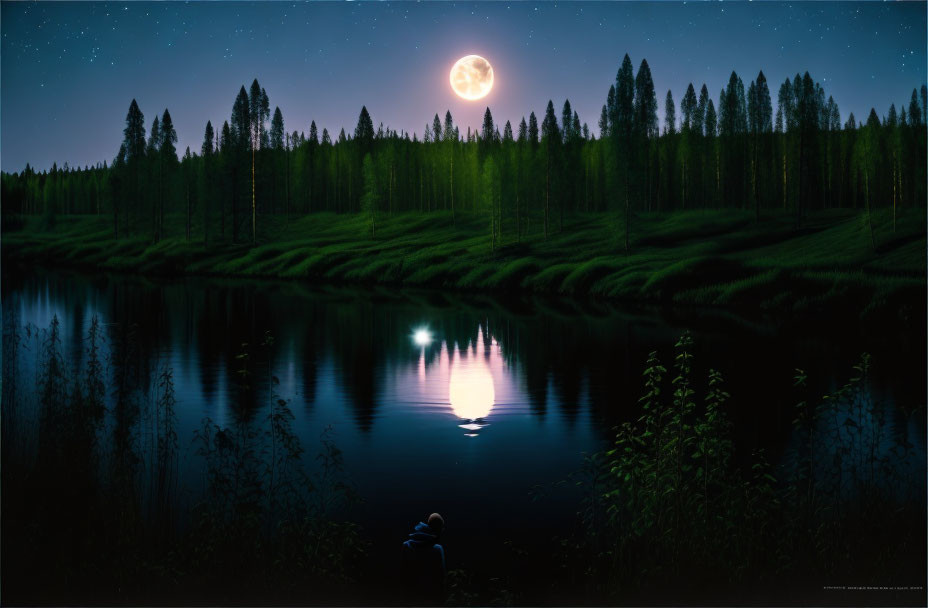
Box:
401;512;446;604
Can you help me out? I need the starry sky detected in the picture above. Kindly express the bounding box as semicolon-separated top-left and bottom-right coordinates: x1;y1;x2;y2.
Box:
1;1;925;172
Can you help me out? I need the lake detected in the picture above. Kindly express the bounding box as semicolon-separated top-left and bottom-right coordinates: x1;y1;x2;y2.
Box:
2;266;925;597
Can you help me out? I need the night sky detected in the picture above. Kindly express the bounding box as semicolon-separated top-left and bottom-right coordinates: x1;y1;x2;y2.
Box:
1;1;924;172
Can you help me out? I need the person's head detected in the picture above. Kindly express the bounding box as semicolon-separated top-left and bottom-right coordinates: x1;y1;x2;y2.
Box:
427;512;444;536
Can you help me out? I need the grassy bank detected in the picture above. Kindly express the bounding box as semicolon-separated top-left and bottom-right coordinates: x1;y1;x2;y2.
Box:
3;208;924;323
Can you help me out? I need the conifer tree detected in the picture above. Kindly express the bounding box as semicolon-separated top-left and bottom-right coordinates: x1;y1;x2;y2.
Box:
561;99;574;142
528;112;539;146
541;100;560;239
270;108;284;149
681;84;697;131
355;106;374;145
159;109;177;240
908;89;922;126
201;120;214;245
120;99;146;239
665;91;676;136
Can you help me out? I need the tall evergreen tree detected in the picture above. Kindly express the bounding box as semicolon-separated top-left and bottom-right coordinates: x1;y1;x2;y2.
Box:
908;89;922;126
681;84;697;131
159;109;177;240
120;99;146;239
355;106;374;144
481;107;496;148
561;99;574;141
443;111;455;142
146;115;161;240
695;85;709;136
541;100;560;239
634;59;658;210
270;107;284;149
613;54;635;252
665;91;677;135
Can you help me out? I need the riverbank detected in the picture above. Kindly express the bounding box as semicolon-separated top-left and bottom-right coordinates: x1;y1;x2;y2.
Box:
3;208;924;325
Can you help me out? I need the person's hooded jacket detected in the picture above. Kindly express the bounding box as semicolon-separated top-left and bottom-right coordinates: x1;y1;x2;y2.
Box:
401;521;446;601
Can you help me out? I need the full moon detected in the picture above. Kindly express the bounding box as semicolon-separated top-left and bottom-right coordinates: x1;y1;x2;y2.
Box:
450;55;494;101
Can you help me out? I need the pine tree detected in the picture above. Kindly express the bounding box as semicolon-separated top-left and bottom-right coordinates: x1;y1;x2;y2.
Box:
908;89;922;126
528;112;539;146
695;85;709;136
355;106;374;144
443;111;455;142
681;84;697;131
503;121;513;142
705;99;718;204
202;121;215;156
921;85;927;127
541;100;559;239
159;109;177;240
270;108;284;149
147;115;161;240
120;99;146;239
230;87;250;242
634;59;658;211
665;91;677;136
561;99;574;142
614;54;635;252
201;121;214;245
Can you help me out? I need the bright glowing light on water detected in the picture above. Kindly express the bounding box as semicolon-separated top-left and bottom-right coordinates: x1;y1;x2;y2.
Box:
412;327;433;347
449;358;495;421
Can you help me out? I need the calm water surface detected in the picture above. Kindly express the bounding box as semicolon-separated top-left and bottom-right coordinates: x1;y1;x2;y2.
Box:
3;267;925;572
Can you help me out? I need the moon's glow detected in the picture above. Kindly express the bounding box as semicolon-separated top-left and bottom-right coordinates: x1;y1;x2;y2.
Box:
450;55;494;101
449;358;495;421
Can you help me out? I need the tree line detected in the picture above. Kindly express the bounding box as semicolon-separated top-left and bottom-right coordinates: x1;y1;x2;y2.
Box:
3;57;926;249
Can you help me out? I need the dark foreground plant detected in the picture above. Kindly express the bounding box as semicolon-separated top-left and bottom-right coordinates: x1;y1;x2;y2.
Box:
555;332;926;604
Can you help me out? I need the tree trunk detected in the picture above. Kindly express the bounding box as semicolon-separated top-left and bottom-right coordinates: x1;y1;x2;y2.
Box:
892;151;897;232
753;137;759;223
624;167;630;254
782;147;787;210
544;150;550;240
450;153;455;225
186;184;190;241
681;157;686;210
285;142;290;224
252;144;256;245
865;169;876;251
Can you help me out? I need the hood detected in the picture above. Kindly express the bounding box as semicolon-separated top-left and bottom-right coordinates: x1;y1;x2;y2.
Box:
406;521;439;547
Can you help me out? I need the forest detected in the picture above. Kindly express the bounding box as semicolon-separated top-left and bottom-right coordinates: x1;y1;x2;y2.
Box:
3;54;927;252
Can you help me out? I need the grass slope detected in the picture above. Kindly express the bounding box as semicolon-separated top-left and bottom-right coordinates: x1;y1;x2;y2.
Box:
4;208;925;322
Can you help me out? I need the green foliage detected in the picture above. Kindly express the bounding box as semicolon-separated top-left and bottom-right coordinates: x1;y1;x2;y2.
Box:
565;334;925;601
4;208;925;326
